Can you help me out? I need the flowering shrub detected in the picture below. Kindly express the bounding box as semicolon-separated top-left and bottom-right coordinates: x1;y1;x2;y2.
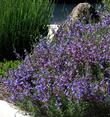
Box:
4;13;110;117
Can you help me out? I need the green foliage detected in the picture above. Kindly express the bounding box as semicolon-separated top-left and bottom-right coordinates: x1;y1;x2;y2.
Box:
45;98;110;117
103;0;110;11
0;60;21;77
83;100;110;117
0;0;54;60
27;95;110;117
15;98;41;117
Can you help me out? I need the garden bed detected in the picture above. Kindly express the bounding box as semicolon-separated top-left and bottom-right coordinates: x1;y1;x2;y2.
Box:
0;0;110;117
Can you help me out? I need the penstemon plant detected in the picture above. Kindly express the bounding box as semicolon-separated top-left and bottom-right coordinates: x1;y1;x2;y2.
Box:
3;12;110;117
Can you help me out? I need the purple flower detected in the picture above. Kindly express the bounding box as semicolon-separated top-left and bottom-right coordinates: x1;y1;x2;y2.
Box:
4;13;110;110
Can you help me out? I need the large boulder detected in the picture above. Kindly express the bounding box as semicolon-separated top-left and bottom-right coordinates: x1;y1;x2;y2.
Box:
69;2;100;23
69;2;92;23
57;2;100;33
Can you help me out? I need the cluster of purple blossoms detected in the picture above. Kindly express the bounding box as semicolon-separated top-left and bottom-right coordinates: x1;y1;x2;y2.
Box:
4;13;110;110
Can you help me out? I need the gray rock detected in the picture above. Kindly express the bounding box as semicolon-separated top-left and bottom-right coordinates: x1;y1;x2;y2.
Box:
68;2;92;24
57;2;100;33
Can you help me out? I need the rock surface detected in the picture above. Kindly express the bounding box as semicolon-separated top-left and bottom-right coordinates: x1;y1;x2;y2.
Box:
69;2;92;23
56;3;92;33
57;2;100;33
0;100;30;117
47;24;59;41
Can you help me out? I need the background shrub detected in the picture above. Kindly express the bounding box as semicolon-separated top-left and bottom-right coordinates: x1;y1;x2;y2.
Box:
103;0;110;10
0;0;54;60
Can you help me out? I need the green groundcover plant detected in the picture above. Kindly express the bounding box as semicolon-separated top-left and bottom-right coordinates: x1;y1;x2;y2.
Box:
0;60;22;77
0;0;54;60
